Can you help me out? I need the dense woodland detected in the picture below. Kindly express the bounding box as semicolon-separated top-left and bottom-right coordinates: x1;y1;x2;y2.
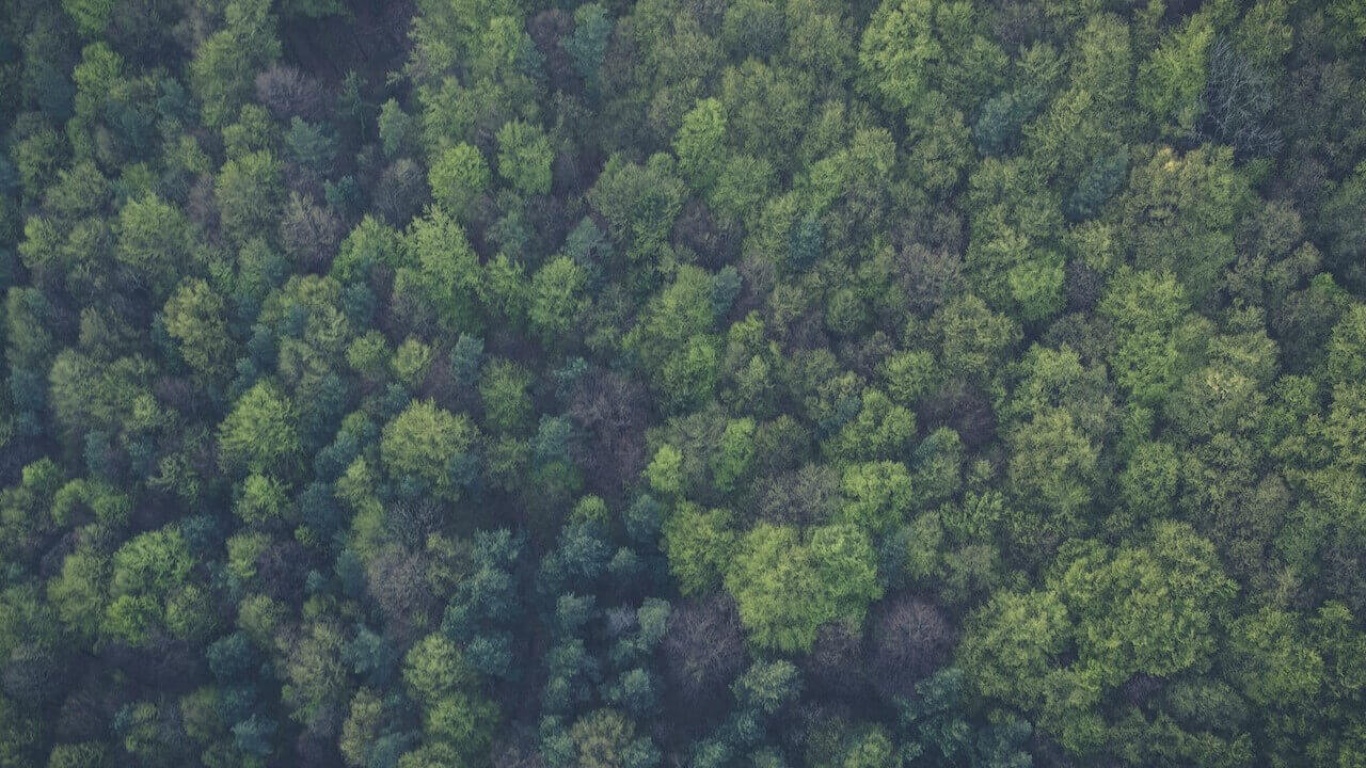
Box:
0;0;1364;765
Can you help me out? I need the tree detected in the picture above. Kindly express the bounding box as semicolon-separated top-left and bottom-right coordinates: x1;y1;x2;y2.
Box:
332;216;404;285
1065;149;1129;223
931;294;1021;383
588;154;686;265
428;143;490;220
391;337;433;390
662;504;736;597
286;118;337;173
1328;304;1366;386
256;64;328;122
106;526;193;644
63;0;116;37
838;461;914;535
957;589;1070;710
1117;145;1249;301
215;150;284;246
189;0;282;128
163;279;236;382
1097;268;1207;407
1118;441;1181;521
529;256;589;346
279;193;343;272
49;547;108;643
1321;163;1366;290
218;381;302;475
1196;39;1282;159
280;621;348;733
857;0;941;112
1054;522;1235;688
569;709;654;768
116;195;196;298
824;389;917;464
404;633;475;704
662;596;747;706
869;595;953;703
674;98;727;191
725;524;882;653
1007;408;1099;542
479;359;533;435
339;689;383;768
1226;608;1324;709
565;3;613;91
711;418;756;495
396;208;483;335
496;120;553;196
898;667;1034;767
1137;14;1213;135
625;265;721;410
380;400;479;500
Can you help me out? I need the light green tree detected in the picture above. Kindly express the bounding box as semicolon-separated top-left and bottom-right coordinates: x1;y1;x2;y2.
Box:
380;400;479;499
429;143;490;218
496;120;553;196
218;381;302;476
725;523;882;652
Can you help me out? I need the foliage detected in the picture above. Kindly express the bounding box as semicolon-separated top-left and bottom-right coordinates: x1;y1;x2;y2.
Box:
725;524;882;652
0;0;1362;765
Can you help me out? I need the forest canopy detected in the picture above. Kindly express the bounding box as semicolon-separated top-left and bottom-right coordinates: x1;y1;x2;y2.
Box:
0;0;1365;765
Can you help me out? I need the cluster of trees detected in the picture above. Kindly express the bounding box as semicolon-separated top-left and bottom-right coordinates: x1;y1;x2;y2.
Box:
0;0;1364;765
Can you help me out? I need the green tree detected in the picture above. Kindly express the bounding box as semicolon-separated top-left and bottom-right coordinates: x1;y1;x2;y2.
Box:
189;0;282;128
479;358;533;435
340;689;382;768
857;0;941;112
396;208;484;335
496;120;553;196
234;473;291;525
588;154;686;265
824;389;917;463
569;709;652;768
1097;268;1208;407
391;337;434;389
1118;441;1181;521
711;418;756;495
725;523;882;652
931;294;1022;383
1007;408;1099;541
428;142;489;219
106;526;193;644
215;150;284;246
528;256;589;346
1327;303;1366;384
838;461;914;535
1137;14;1213;135
380;400;479;499
63;0;116;36
1117;145;1249;301
1227;608;1324;709
116;195;196;298
565;4;613;91
218;381;302;475
404;633;476;704
1054;522;1235;687
674;98;727;191
957;589;1070;710
625;265;721;410
403;633;497;762
280;621;348;731
48;547;108;643
163;279;236;382
662;504;736;596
